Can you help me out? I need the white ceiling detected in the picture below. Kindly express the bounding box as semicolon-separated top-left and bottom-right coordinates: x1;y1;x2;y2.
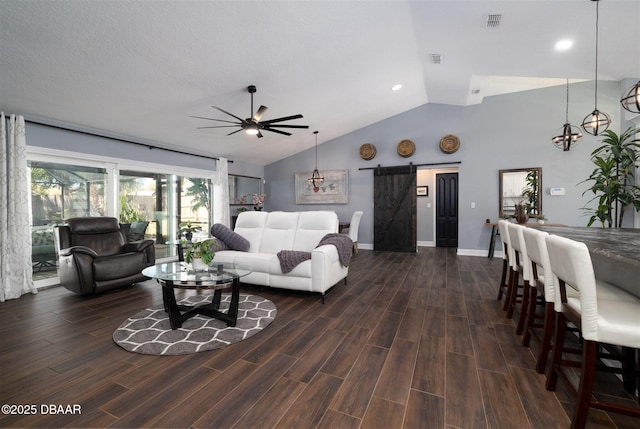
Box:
1;0;639;165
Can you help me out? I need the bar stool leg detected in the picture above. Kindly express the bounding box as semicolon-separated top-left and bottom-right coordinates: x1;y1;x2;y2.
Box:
546;312;566;391
515;279;530;335
571;341;598;429
535;302;555;374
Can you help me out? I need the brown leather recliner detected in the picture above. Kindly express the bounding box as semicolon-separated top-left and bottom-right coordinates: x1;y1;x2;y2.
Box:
54;217;155;295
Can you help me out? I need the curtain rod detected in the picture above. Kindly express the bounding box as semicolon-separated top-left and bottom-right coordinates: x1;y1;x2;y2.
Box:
358;161;461;171
25;118;232;163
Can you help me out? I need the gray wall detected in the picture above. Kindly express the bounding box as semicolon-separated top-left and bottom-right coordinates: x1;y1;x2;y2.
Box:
264;80;636;254
26;121;264;177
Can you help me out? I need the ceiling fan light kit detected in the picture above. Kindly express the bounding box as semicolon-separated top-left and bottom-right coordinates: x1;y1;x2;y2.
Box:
192;85;309;138
581;0;611;137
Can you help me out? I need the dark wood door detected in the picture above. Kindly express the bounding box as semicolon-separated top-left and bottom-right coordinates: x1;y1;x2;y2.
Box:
373;166;416;252
436;172;458;247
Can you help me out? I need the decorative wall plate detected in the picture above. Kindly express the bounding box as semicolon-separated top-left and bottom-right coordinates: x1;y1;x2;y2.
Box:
397;139;415;157
439;134;460;154
359;143;377;160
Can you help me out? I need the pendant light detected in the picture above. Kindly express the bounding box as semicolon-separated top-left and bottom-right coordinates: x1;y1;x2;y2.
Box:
581;0;611;136
307;131;324;191
620;80;640;114
552;79;583;151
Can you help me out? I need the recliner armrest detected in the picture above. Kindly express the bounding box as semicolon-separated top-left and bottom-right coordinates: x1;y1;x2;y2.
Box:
123;239;154;253
59;246;98;258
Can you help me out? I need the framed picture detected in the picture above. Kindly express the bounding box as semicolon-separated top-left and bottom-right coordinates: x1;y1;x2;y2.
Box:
295;170;349;204
417;185;428;196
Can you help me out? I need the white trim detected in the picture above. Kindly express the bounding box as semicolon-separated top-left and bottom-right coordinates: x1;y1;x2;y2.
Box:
456;248;491;257
417;240;435;247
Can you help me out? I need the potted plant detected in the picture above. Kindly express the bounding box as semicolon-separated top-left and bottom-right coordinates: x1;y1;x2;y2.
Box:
581;127;640;228
185;238;219;270
178;220;202;241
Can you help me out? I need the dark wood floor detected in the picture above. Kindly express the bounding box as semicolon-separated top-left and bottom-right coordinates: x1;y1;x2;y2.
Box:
1;248;638;428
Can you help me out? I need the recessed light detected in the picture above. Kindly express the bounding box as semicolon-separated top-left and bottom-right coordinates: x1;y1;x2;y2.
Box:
555;39;573;51
391;84;402;91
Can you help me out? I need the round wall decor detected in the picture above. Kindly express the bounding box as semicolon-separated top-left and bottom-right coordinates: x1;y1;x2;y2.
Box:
397;139;415;157
359;143;377;160
439;134;460;154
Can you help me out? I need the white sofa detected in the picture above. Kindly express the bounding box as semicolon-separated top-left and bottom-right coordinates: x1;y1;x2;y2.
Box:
213;210;349;299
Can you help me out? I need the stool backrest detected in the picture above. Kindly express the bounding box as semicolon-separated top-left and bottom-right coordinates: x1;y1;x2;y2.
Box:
545;234;599;339
522;227;555;303
507;223;531;281
497;220;514;265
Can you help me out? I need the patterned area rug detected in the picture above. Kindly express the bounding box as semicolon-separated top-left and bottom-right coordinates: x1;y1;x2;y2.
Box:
113;293;276;355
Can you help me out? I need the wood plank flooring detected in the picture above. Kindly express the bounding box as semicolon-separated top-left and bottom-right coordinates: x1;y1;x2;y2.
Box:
1;247;638;428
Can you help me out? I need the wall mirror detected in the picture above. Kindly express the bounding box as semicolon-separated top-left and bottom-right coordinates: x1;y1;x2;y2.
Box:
229;174;261;205
499;167;542;218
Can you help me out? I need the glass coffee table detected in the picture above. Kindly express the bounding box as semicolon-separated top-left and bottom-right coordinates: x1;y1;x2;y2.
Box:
142;262;252;330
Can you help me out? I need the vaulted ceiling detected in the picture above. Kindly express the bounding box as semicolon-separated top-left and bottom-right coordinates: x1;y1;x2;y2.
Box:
1;0;639;165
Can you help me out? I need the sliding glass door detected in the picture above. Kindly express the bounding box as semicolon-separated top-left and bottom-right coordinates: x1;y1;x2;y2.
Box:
28;156;216;285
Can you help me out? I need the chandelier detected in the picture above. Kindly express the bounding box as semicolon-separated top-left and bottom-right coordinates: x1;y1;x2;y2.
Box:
581;0;611;136
620;80;640;114
552;79;582;151
307;131;324;191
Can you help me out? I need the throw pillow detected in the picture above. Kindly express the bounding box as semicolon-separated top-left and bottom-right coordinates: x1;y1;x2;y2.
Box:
212;223;250;252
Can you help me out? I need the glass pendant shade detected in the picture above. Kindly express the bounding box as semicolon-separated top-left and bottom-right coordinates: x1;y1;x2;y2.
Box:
581;109;611;136
307;131;324;191
620;80;640;113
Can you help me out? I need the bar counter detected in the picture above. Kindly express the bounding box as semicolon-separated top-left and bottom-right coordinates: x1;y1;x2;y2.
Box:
536;226;640;298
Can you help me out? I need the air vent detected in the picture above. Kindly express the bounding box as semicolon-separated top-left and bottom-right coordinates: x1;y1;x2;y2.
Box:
471;89;481;95
429;54;442;64
486;14;502;28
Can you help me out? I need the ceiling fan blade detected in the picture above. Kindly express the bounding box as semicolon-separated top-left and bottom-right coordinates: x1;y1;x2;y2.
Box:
196;125;240;129
265;124;310;129
260;114;304;124
190;115;241;125
253;105;268;122
212;106;247;123
227;129;244;136
263;128;292;136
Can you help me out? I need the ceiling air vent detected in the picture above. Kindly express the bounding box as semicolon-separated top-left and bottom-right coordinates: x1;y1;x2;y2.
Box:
471;89;481;95
429;54;442;64
486;14;502;28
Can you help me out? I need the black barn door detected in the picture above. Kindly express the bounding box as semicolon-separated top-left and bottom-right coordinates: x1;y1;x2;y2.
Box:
373;166;416;252
436;172;458;247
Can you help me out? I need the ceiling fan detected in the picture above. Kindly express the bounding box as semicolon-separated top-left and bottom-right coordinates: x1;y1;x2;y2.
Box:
191;85;309;138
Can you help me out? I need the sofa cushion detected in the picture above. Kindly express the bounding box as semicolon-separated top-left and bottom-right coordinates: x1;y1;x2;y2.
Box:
234;211;269;252
293;211;338;251
212;223;250;251
259;212;299;254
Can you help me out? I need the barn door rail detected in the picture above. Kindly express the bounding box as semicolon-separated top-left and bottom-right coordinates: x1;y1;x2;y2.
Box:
358;161;461;171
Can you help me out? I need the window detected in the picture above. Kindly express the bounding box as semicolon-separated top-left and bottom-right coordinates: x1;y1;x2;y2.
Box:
28;152;218;287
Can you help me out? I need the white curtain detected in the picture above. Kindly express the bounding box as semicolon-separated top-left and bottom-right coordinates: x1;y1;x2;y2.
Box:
0;113;36;301
212;157;230;227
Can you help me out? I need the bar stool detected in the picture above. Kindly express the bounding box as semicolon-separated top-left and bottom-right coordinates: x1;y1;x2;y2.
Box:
545;234;640;429
521;227;555;373
505;222;528;324
496;220;514;310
